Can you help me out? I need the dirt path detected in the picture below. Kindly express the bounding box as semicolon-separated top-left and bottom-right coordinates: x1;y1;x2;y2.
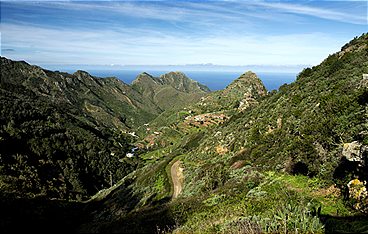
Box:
171;160;184;199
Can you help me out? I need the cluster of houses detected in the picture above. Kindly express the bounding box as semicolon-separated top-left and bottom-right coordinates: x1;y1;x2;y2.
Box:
184;113;228;127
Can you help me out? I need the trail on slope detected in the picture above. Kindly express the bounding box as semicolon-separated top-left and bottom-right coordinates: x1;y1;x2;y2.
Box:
171;160;184;199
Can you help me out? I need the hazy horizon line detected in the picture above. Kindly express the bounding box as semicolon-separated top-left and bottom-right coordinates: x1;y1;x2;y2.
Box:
39;63;309;73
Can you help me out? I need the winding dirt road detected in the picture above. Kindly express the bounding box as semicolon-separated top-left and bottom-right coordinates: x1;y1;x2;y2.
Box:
171;160;184;199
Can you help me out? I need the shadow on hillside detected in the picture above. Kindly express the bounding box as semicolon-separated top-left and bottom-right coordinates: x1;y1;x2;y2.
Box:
0;195;87;233
93;202;177;233
77;177;176;233
0;177;177;233
320;214;368;233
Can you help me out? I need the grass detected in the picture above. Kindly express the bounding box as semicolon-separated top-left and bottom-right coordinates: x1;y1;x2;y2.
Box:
269;172;352;217
166;171;366;233
139;147;173;163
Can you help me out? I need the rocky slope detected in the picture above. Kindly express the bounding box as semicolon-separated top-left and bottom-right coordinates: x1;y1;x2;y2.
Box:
197;70;266;112
132;71;210;110
140;71;267;150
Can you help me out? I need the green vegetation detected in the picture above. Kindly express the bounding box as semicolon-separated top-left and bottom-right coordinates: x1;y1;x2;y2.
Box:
132;71;209;111
0;57;210;200
1;34;368;233
83;33;367;233
0;85;139;200
170;172;329;233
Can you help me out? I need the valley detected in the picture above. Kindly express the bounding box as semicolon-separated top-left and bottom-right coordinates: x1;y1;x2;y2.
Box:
0;33;368;233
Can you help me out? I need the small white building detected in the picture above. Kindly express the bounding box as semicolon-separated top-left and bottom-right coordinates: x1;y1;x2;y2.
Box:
128;132;137;137
126;153;134;158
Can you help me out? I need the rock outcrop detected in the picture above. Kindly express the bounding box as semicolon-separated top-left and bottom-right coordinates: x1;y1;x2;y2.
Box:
132;71;210;110
341;141;368;213
160;71;210;93
342;141;367;165
196;71;267;113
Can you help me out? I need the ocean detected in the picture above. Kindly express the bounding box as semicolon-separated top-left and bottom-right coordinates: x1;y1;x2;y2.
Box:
70;70;297;91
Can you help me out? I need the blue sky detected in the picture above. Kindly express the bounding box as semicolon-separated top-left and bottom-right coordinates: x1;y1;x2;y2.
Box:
1;0;367;67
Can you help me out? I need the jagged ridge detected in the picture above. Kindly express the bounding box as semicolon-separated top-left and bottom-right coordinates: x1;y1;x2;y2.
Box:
132;71;210;110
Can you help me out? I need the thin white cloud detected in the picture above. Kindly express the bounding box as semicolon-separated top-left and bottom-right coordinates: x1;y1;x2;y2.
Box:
50;1;367;25
2;1;366;66
7;0;364;28
2;1;256;33
1;23;349;66
253;1;367;25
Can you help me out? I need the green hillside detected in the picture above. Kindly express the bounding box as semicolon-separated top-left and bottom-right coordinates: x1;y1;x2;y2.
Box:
0;34;367;233
132;71;210;111
1;57;161;129
79;33;368;233
0;58;140;200
0;57;209;201
138;71;266;150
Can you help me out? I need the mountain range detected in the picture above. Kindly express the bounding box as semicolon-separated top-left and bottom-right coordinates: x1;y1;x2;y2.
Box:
0;33;367;233
0;57;209;200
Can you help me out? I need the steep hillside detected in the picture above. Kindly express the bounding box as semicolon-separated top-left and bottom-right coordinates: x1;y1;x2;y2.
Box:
132;71;210;110
178;32;368;211
0;57;211;202
140;71;267;150
192;34;368;179
0;58;147;200
1;34;367;233
0;58;211;233
1;57;160;129
79;33;368;233
160;71;210;93
197;71;266;113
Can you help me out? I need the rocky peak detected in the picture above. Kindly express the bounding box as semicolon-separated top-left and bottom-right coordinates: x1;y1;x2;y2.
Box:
73;70;98;83
1;56;47;80
138;72;154;79
137;72;154;79
160;71;210;93
339;33;368;57
160;71;187;83
196;71;266;113
1;56;29;68
70;70;104;89
132;72;159;85
132;71;210;93
73;70;91;78
224;71;266;99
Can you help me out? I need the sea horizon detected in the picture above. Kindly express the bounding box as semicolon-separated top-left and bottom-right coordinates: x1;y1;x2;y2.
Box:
59;69;297;91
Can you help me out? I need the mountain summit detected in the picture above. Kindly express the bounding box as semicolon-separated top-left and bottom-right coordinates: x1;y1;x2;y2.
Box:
132;71;210;110
132;71;210;93
159;71;211;93
224;71;266;97
193;71;267;113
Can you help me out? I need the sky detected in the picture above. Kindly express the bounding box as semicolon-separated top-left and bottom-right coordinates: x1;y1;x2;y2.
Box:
1;0;367;67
